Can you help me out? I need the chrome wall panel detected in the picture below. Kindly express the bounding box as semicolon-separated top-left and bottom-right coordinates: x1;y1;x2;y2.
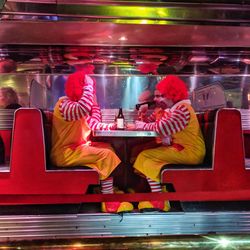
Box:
0;74;247;110
3;0;250;25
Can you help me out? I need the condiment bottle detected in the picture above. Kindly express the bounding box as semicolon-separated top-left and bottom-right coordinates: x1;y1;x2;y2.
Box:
116;107;125;130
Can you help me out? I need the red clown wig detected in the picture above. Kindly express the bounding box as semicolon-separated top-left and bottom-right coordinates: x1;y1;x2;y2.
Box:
65;71;86;101
156;75;188;103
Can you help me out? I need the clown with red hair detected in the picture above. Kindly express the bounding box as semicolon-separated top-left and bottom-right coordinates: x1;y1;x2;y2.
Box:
130;75;205;212
50;71;133;213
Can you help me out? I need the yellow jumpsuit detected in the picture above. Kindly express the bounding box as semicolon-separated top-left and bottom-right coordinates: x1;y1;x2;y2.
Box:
133;100;205;182
51;99;121;180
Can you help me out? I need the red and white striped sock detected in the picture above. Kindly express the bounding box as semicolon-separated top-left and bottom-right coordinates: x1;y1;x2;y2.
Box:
146;177;162;193
101;177;114;194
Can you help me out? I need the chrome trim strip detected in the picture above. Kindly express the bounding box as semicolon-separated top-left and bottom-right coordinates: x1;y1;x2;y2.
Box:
0;211;250;240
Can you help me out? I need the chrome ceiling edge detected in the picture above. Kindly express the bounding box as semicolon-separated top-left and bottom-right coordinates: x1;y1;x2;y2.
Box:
1;21;250;47
2;0;250;47
2;0;250;25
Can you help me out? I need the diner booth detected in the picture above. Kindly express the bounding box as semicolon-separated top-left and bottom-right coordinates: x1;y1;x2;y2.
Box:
1;0;250;248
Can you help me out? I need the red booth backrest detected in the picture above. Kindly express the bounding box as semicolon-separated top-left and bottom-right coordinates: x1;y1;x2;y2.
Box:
196;109;217;166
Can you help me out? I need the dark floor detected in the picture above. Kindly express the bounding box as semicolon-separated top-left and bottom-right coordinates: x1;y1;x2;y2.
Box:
2;234;250;249
0;199;250;215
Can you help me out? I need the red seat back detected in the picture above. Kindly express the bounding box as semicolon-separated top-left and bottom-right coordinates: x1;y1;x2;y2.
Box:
197;109;217;166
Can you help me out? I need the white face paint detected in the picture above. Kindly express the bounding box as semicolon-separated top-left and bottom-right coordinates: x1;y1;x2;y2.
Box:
153;90;174;109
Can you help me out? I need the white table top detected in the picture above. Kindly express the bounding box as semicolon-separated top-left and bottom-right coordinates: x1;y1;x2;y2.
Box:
92;130;158;137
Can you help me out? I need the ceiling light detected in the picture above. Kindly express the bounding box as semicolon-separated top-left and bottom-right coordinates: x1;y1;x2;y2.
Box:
119;36;127;41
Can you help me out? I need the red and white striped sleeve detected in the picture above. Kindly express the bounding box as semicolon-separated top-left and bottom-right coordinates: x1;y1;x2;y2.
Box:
59;78;94;121
86;105;116;131
142;104;190;136
144;112;156;122
88;105;102;122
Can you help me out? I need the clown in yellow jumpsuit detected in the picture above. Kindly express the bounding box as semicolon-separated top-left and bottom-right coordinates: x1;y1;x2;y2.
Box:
130;75;206;212
50;71;133;213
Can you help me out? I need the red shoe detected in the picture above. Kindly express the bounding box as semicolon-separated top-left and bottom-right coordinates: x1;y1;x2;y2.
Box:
102;201;134;213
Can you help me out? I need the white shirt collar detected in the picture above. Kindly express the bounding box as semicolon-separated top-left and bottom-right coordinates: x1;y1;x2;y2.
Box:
59;96;68;100
169;99;191;111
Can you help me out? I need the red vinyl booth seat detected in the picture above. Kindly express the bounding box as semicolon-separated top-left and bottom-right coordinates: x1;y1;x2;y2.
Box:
0;108;249;205
161;108;250;194
0;108;99;205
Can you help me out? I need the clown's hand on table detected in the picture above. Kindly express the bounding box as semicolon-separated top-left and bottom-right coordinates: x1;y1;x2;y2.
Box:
135;120;146;130
119;120;146;130
110;123;117;130
126;123;136;130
